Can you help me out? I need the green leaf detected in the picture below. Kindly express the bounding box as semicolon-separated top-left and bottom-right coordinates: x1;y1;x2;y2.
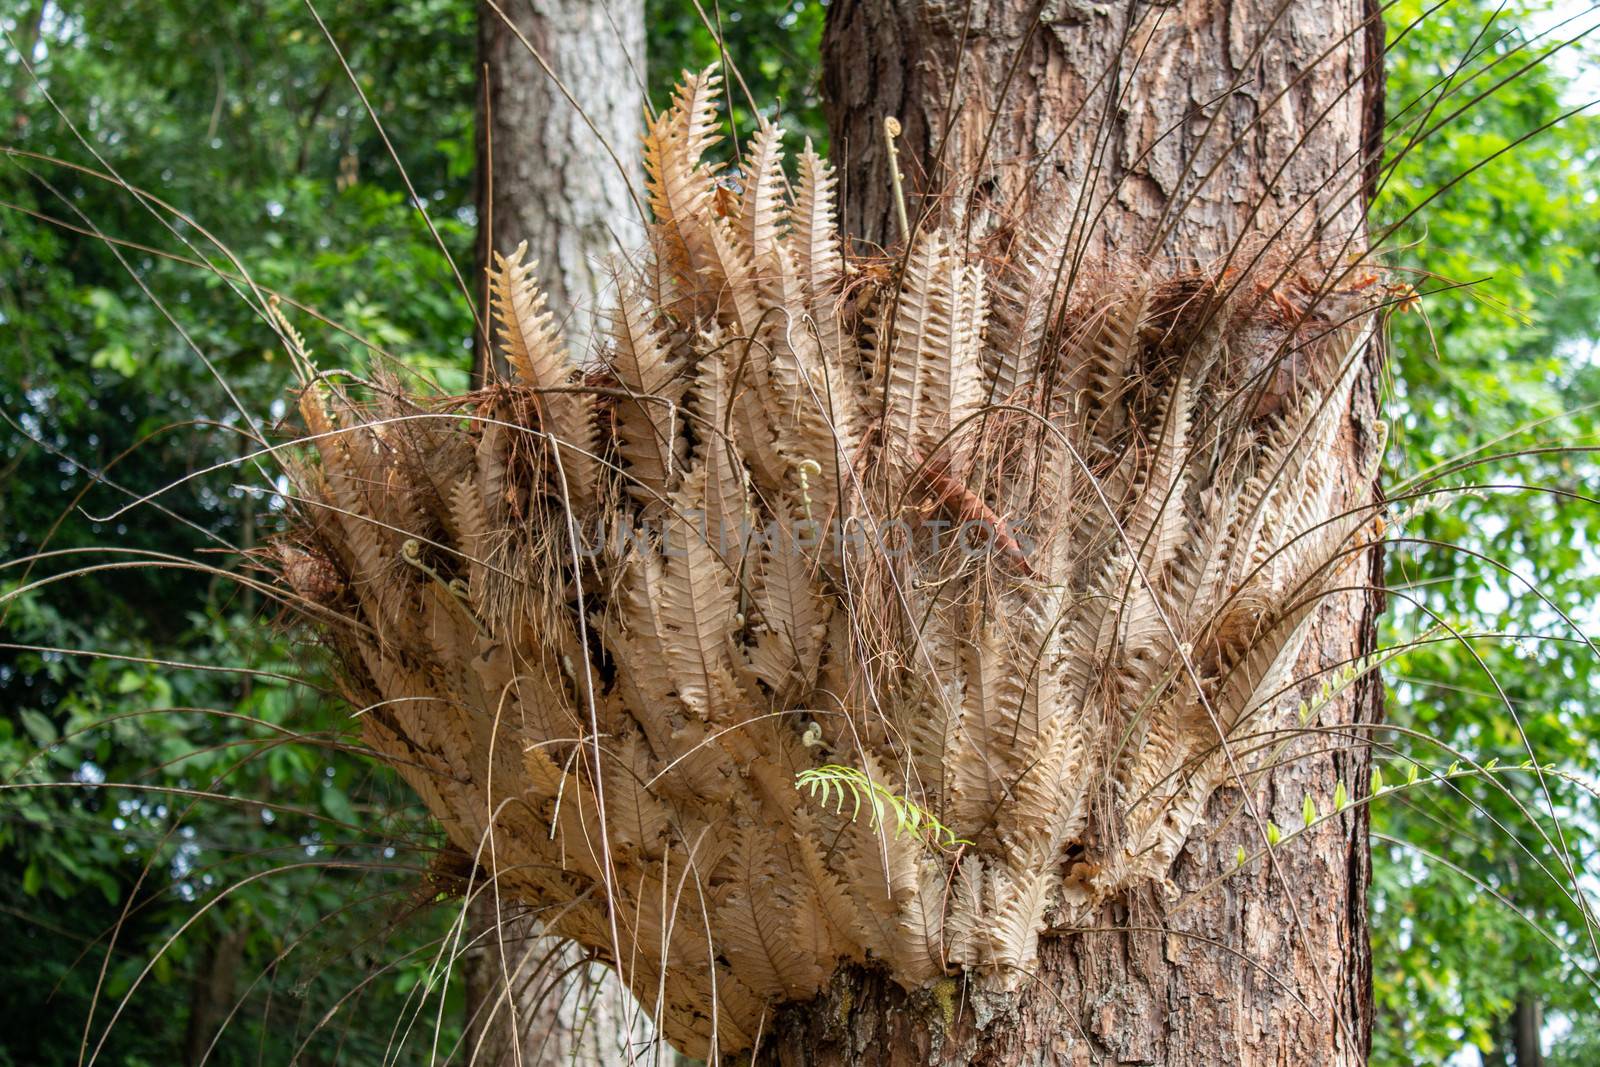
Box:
322;785;357;827
91;342;140;377
19;709;57;747
394;967;420;996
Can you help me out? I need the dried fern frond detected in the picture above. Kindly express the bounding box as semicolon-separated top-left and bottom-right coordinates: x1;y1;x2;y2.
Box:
277;69;1387;1058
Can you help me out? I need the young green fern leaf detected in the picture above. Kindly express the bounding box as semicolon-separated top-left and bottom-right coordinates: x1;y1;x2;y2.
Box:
796;765;970;849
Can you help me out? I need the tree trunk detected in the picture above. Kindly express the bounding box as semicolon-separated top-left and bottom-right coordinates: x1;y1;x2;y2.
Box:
473;0;645;384
182;926;245;1067
1512;994;1545;1067
466;1;644;1061
463;896;639;1067
822;0;1383;263
762;2;1387;1063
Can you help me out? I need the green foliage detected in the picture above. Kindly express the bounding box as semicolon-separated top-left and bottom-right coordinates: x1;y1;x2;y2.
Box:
0;599;460;1064
1374;0;1600;1061
1;1;475;1061
646;0;827;146
796;764;969;849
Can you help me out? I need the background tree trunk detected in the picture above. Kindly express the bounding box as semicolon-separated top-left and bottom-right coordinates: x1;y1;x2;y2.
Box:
1512;993;1546;1067
466;1;644;1062
463;895;638;1067
762;2;1387;1063
182;925;245;1067
473;0;645;384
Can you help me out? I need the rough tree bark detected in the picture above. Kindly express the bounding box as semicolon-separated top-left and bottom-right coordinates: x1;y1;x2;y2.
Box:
466;1;644;1062
762;2;1387;1063
473;0;644;383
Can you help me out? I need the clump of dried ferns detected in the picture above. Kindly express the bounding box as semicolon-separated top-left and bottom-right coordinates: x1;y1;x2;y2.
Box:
275;70;1384;1056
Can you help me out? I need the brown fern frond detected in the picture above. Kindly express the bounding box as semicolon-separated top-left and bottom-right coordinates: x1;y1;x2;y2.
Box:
604;274;684;506
987;206;1070;404
739;121;789;271
488;241;569;392
715;824;829;999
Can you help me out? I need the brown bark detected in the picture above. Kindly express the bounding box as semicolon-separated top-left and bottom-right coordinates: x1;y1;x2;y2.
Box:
473;0;645;384
183;926;246;1067
1512;994;1546;1067
822;0;1378;264
466;1;644;1061
1484;993;1547;1067
759;2;1388;1063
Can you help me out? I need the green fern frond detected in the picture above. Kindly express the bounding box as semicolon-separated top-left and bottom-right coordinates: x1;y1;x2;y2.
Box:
796;765;969;849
